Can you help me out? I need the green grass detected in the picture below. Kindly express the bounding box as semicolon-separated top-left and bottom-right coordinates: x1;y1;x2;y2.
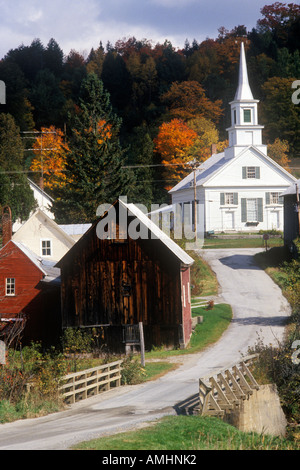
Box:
145;303;232;360
73;415;298;450
203;237;283;249
189;252;218;297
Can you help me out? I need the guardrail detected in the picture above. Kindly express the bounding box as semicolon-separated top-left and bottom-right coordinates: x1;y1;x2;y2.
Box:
59;360;123;404
198;354;259;417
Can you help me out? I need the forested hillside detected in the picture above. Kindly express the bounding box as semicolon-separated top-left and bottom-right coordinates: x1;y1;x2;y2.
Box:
0;2;299;223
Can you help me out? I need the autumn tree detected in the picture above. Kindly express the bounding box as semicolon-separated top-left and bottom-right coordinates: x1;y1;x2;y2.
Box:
161;80;223;123
187;116;228;162
52;74;133;223
268;137;291;170
30;126;69;192
154;118;197;190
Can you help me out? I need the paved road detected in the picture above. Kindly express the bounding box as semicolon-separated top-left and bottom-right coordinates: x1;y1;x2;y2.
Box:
0;248;291;450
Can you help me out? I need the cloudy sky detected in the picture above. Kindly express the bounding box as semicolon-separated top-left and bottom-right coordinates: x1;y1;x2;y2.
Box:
0;0;276;59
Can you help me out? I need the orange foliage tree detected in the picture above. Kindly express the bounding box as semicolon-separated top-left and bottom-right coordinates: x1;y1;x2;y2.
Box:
154;118;198;190
161;80;223;123
30;126;69;191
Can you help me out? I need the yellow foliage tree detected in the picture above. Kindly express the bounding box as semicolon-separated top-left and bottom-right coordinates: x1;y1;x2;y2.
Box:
30;126;69;191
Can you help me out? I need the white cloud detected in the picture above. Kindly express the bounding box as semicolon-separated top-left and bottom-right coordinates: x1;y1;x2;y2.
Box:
0;0;278;59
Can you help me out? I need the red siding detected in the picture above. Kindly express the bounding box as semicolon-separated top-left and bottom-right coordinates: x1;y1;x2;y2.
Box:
0;241;44;317
181;266;192;346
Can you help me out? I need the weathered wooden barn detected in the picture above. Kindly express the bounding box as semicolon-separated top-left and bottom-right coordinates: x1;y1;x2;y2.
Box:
57;199;194;352
0;240;61;347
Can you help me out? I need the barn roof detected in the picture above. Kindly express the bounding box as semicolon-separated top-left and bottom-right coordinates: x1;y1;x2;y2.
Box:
281;180;300;196
57;199;194;268
120;199;194;267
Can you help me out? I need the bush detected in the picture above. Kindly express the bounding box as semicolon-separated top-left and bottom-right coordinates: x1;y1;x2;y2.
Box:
121;356;146;385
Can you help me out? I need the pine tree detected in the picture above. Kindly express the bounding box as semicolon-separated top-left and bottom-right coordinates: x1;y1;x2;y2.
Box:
53;74;133;223
0;113;36;222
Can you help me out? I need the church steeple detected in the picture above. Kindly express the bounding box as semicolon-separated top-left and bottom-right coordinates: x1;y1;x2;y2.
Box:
234;42;253;101
225;42;267;159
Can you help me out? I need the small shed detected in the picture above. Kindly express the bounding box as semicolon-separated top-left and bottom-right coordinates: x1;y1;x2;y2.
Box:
0;240;61;346
57;199;194;352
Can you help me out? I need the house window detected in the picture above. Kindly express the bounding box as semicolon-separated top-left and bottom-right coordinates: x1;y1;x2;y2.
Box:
41;239;52;257
241;198;263;223
220;193;238;205
247;199;258;222
266;192;282;205
242;166;260;179
243;109;251;123
6;278;15;296
233;109;237;125
247;166;256;178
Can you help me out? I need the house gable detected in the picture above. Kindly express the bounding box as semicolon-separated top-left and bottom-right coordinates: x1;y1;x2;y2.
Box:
12;209;75;262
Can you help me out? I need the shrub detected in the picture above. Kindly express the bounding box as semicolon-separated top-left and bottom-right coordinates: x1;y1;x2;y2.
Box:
121;356;146;385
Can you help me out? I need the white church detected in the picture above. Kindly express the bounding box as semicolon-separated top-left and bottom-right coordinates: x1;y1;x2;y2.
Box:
169;43;297;235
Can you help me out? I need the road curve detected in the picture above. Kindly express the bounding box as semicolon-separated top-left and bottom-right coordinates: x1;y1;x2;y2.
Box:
0;248;291;450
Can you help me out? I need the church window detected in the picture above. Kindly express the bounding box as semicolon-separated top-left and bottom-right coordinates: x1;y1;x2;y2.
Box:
243;109;251;123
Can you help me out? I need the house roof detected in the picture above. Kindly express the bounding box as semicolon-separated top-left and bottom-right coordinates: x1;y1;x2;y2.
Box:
27;178;54;202
169;152;226;193
12;208;76;247
59;224;92;236
281;180;300;196
57;199;194;268
10;241;61;283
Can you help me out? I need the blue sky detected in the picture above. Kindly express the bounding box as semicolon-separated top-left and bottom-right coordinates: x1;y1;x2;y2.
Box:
0;0;277;59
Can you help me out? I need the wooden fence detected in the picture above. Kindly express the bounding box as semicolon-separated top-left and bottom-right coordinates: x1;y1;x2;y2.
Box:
198;354;259;417
59;360;123;404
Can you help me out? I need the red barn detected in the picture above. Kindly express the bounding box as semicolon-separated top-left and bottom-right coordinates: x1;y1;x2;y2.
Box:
57;199;194;353
0;240;61;346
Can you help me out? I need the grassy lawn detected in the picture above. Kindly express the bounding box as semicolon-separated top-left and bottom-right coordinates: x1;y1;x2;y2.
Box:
73;415;298;451
203;236;283;249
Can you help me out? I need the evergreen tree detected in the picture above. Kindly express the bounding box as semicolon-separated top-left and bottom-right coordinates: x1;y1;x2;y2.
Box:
53;73;133;223
0;113;36;222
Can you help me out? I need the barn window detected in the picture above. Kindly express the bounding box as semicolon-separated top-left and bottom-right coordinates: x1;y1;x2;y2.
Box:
41;239;52;257
6;278;15;296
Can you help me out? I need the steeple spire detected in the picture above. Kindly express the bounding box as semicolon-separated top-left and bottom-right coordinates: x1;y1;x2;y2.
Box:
234;42;253;101
224;42;267;158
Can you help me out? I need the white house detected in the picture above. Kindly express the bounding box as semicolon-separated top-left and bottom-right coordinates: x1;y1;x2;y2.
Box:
12;209;75;262
169;43;297;235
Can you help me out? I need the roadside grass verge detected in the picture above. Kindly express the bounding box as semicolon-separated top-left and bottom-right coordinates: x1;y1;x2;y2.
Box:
72;415;298;450
145;303;232;360
189;251;218;297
